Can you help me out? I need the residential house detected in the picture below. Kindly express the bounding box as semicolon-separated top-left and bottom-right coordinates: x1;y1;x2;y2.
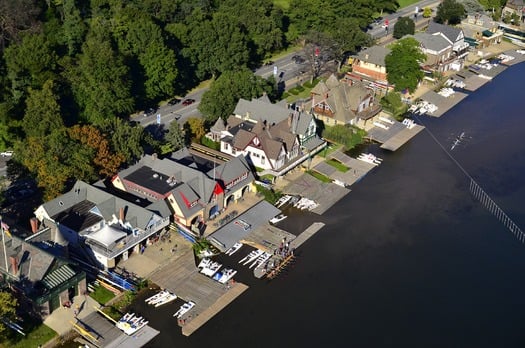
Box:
462;14;504;48
351;46;391;82
111;153;255;231
0;223;86;318
214;95;325;174
310;74;381;128
34;180;170;269
502;0;525;23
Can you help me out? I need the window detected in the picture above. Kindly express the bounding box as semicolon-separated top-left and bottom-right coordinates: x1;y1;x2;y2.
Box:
261;156;265;164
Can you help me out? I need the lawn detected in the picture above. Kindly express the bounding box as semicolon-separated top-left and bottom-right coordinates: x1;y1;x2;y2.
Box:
2;324;57;348
396;0;421;8
90;285;116;305
326;159;349;172
306;170;332;183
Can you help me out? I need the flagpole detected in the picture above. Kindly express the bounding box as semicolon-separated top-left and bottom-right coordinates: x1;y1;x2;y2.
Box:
0;215;8;273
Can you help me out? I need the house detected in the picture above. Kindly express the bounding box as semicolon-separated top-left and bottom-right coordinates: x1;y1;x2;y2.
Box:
351;46;391;82
111;153;255;230
502;0;525;23
310;74;381;128
214;95;325;174
34;180;170;269
0;223;86;318
461;14;504;48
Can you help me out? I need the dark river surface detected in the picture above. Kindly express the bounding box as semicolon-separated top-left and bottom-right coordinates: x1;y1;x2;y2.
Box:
134;63;525;348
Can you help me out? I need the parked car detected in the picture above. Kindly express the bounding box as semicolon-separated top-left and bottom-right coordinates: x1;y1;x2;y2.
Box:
264;60;274;66
168;98;181;105
182;99;195;106
1;151;13;157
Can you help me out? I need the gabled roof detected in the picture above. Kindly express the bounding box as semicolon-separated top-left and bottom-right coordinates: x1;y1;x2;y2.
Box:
233;98;292;125
116;154;218;205
211;156;255;187
505;0;525;9
427;22;462;44
39;180;161;232
210;118;226;132
312;75;372;124
412;32;451;52
355;46;391;66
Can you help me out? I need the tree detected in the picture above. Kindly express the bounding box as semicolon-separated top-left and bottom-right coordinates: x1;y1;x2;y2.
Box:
328;18;372;70
435;0;466;25
198;69;276;122
101;118;144;164
62;0;87;55
380;91;407;118
302;31;337;79
0;291;17;339
186;117;206;142
23;80;65;137
385;37;426;93
165;121;185;151
68;31;134;125
3;33;58;102
423;7;433;18
68;125;125;177
0;0;41;51
393;17;415;39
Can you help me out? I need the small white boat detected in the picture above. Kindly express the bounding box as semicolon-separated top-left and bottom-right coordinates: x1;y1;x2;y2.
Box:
357;153;382;166
198;258;211;269
154;292;177;307
275;195;291;208
218;268;237;284
269;214;287;224
225;242;243;256
251;252;272;269
242;249;264;266
122;318;148;335
145;290;169;304
239;250;259;264
174;301;195;318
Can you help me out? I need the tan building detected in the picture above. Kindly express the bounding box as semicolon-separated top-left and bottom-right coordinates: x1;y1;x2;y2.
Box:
351;46;391;82
310;74;381;128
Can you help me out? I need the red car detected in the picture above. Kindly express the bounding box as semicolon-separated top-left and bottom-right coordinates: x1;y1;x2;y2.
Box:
182;98;195;106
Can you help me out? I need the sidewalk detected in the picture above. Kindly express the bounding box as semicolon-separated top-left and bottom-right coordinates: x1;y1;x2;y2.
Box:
43;294;100;336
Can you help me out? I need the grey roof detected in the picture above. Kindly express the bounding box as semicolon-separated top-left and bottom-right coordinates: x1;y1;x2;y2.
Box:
40;180;161;232
412;32;451;52
146;199;172;218
356;46;391;66
117;154;218;205
312;75;372;124
210;118;226;132
233;98;292;125
208;200;281;251
211;156;255;191
41;264;77;290
427;22;462;44
170;182;204;218
0;234;56;282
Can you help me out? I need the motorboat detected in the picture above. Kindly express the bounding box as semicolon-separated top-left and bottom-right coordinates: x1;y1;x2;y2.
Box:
198;258;212;269
174;301;195;318
275;195;291;208
225;242;242;256
357;153;382;166
201;261;222;277
269;214;287;224
145;290;170;305
242;249;264;266
154;292;177;307
122;318;148;335
218;268;238;284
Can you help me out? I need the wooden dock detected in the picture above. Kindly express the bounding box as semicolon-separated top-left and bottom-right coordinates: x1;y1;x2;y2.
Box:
181;282;248;336
380;124;425;151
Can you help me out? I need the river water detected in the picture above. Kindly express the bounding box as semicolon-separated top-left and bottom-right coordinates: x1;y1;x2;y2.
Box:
136;63;525;348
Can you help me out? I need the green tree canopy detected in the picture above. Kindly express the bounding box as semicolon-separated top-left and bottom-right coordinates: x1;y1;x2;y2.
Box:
68;30;134;124
165;120;185;151
23;80;65;138
385;37;426;93
199;69;276;122
393;17;415;39
435;0;466;25
0;291;17;339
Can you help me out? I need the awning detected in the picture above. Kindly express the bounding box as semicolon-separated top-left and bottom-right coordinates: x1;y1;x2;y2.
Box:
482;30;493;37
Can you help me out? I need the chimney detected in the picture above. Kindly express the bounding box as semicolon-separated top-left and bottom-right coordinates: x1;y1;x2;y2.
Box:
152;153;158;160
288;114;293;127
9;256;18;275
30;217;39;234
119;207;125;222
365;53;369;60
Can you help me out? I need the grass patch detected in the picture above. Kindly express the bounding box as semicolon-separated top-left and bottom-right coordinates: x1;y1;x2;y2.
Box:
200;137;220;151
255;184;282;205
3;324;57;348
90;285;116;305
320;143;343;158
396;0;420;8
306;170;332;183
326;159;349;172
303;78;320;89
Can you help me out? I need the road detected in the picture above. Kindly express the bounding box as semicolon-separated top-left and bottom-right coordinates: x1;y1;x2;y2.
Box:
367;0;441;39
134;0;440;129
